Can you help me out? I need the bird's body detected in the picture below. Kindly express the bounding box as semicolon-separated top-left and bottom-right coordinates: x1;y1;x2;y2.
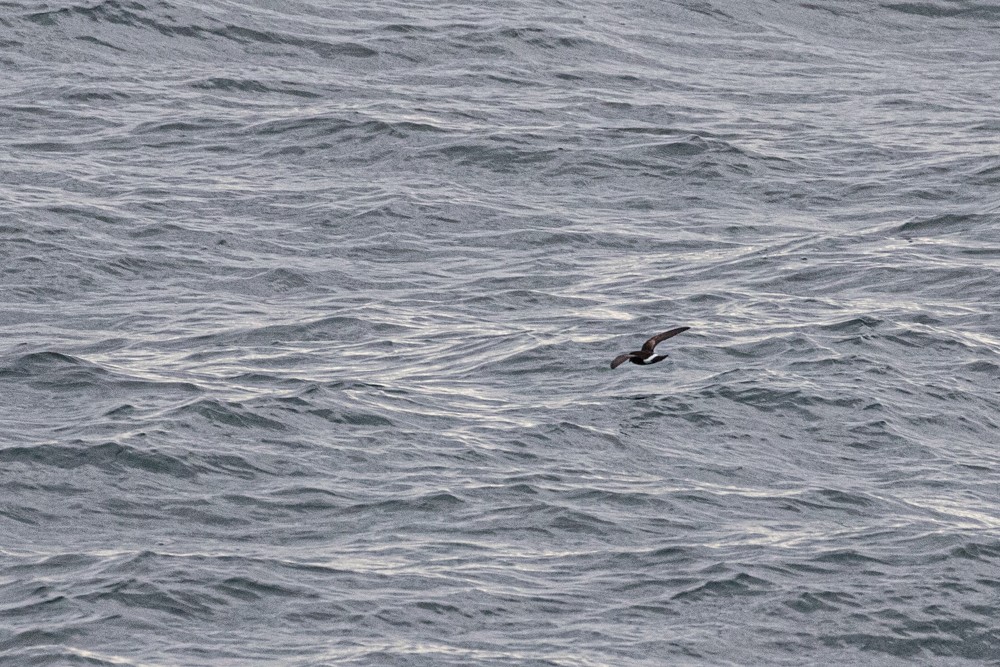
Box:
611;327;690;369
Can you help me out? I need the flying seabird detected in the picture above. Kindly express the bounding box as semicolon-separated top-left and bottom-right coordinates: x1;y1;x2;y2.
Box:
610;327;690;369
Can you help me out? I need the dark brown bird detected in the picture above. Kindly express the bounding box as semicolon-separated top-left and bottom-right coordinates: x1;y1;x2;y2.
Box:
610;327;690;369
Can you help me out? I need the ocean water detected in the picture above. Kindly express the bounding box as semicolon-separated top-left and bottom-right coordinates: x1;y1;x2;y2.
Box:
2;0;1000;664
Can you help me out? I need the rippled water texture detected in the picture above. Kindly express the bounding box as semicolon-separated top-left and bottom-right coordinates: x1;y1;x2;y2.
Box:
2;0;1000;664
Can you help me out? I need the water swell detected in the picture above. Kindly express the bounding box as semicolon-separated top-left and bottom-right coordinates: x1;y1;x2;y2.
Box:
4;0;1000;663
22;0;379;61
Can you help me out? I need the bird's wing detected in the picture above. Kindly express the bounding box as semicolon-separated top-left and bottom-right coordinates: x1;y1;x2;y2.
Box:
610;353;634;369
642;326;690;352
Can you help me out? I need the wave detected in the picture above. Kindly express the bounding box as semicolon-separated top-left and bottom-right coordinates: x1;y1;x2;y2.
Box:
0;441;197;478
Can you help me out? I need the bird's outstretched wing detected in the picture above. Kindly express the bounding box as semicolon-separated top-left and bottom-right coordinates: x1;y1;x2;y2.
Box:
642;326;690;352
610;353;634;369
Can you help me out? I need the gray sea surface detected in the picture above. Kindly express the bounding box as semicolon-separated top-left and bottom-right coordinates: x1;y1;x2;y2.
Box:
3;0;1000;665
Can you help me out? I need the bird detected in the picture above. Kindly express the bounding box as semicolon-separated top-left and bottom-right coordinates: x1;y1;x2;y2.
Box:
610;327;690;369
